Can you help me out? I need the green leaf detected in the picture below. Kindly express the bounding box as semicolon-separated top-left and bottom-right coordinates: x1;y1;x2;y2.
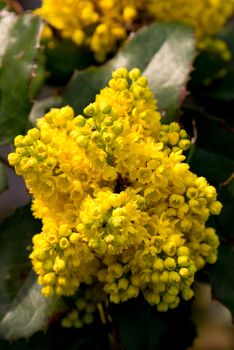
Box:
0;11;42;145
111;298;165;350
0;204;61;341
29;50;46;100
195;114;233;160
189;22;234;103
190;51;227;87
0;205;41;321
44;39;95;85
0;273;58;341
0;205;58;341
206;65;234;101
209;244;234;313
111;298;196;350
217;181;234;240
63;22;196;121
0;323;108;350
189;23;234;88
183;100;234;158
0;162;7;193
189;148;234;185
205;23;234;102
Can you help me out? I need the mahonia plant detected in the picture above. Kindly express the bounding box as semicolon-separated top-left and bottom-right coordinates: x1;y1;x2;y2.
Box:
35;0;142;62
61;285;106;329
9;68;222;315
146;0;234;39
146;0;234;60
35;0;234;61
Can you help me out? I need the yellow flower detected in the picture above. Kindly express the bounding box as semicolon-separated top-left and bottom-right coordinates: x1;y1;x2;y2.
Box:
146;0;234;59
36;0;234;62
146;0;234;39
9;67;222;311
35;0;142;61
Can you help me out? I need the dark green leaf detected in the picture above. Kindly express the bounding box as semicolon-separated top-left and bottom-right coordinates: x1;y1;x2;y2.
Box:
189;22;234;103
183;105;234;240
217;181;234;240
0;273;58;341
156;301;196;350
29;50;46;100
111;298;165;350
112;297;195;350
0;11;42;145
0;162;7;193
182;105;234;160
0;323;108;350
63;22;196;121
205;23;234;102
195;115;233;160
0;205;41;321
209;244;234;313
44;39;95;85
219;22;234;54
0;205;57;341
201;64;234;102
0;205;64;341
190;51;227;87
189;148;234;185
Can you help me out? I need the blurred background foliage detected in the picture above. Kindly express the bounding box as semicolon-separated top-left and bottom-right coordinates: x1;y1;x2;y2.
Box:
0;0;233;349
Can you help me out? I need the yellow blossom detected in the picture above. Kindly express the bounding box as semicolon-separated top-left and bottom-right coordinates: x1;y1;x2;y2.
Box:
35;0;234;62
9;67;222;312
35;0;142;61
146;0;234;40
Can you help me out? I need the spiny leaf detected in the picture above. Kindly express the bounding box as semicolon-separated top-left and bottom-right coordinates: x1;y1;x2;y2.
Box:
44;39;94;85
209;244;234;313
0;11;42;145
203;23;234;102
111;298;166;350
189;148;234;185
217;181;234;240
0;273;58;341
111;297;195;350
62;22;196;121
0;205;41;321
0;205;60;341
0;322;108;350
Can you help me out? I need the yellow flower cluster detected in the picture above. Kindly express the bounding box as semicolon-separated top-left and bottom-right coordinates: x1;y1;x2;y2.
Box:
36;0;234;61
147;0;234;61
198;37;232;61
35;0;142;62
61;284;106;328
146;0;234;39
9;68;222;312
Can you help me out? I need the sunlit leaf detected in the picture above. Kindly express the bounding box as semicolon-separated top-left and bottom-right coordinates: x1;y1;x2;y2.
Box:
0;11;42;145
63;22;196;121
